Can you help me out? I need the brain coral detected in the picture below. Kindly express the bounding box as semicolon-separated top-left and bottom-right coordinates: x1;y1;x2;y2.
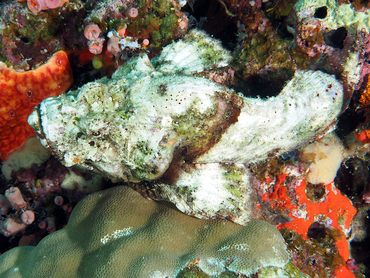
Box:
0;186;289;277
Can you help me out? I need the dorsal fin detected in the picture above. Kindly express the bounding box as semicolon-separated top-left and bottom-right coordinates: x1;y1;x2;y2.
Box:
112;53;155;80
153;29;231;75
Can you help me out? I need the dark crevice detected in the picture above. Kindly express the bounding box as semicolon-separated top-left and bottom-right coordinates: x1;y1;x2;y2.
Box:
233;71;294;98
181;0;239;50
314;6;328;19
323;27;347;49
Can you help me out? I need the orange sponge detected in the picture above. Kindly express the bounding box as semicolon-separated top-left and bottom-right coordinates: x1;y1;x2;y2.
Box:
0;51;73;161
262;175;356;262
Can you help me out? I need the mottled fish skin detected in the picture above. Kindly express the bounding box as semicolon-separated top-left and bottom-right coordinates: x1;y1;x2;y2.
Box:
195;70;343;164
28;30;343;184
29;56;241;182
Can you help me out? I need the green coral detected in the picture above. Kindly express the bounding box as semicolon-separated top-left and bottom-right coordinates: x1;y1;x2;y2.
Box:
121;0;184;50
233;29;296;81
0;1;85;67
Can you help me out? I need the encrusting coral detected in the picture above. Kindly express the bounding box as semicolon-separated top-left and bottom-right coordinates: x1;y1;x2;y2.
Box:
0;186;289;277
0;51;73;161
1;136;51;181
82;0;188;53
293;0;369;97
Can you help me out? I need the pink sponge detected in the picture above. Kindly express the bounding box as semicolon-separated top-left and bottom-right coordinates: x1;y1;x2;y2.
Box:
27;0;68;13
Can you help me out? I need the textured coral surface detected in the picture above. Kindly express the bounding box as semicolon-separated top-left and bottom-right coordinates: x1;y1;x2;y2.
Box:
0;186;289;277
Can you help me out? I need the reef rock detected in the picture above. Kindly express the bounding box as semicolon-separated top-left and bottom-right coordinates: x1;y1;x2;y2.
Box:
28;29;344;223
293;0;365;95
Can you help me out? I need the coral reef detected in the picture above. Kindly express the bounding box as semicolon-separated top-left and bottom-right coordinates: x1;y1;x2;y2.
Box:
0;186;34;237
0;0;188;71
83;0;188;51
0;51;73;161
289;0;370;112
0;0;86;69
0;136;105;255
219;0;367;111
251;159;361;277
1;137;51;181
1;0;370;276
0;186;289;277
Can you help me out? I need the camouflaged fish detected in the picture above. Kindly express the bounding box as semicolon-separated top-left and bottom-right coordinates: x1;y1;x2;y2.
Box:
28;29;343;223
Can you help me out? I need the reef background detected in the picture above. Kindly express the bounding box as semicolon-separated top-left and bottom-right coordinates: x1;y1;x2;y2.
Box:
1;0;370;277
